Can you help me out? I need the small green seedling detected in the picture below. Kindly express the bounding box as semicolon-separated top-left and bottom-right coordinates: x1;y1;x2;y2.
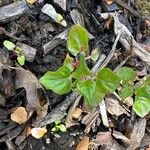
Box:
3;40;25;66
51;119;66;132
40;25;150;117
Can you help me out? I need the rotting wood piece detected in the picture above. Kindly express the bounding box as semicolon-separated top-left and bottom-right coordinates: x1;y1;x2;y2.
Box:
16;42;37;62
0;0;30;23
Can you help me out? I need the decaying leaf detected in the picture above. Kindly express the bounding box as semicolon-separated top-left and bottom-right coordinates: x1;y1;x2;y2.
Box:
31;128;47;139
0;50;15;98
92;132;113;146
113;130;130;147
128;118;146;150
15;68;49;120
11;107;28;124
92;132;124;149
70;9;85;26
76;136;89;150
105;95;130;116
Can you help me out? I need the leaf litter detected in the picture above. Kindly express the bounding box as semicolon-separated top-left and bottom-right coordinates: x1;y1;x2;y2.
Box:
0;0;150;149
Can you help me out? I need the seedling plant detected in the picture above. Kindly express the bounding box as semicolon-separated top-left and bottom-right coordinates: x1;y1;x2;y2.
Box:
40;25;150;117
3;40;25;66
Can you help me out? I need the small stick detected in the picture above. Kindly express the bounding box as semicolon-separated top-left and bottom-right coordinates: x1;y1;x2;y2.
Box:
0;27;25;41
114;56;131;71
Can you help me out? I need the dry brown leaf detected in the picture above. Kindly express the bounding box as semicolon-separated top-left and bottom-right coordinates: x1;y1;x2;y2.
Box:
113;130;130;147
76;136;89;150
11;107;28;124
15;68;49;120
146;146;150;150
72;108;83;119
105;95;130;116
31;128;47;139
104;0;113;4
128;118;146;150
92;132;113;146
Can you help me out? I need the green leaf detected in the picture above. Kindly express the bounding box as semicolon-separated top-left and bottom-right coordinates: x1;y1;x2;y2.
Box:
67;25;89;56
51;127;57;132
133;86;150;117
133;99;150;117
39;66;72;95
55;119;61;125
17;55;25;66
59;124;66;132
93;83;105;105
91;48;99;61
77;79;96;109
3;40;15;51
63;54;74;72
116;67;136;82
119;84;133;99
72;52;92;79
96;68;120;94
144;76;150;85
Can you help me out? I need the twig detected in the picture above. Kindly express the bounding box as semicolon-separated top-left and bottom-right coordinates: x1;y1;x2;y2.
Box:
99;12;150;65
114;56;131;71
65;95;82;128
99;33;121;69
0;27;25;41
99;100;109;127
92;54;106;73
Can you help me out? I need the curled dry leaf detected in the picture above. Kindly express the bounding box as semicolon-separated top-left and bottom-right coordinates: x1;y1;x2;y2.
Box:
76;136;89;150
31;128;47;139
11;107;28;124
15;68;49;120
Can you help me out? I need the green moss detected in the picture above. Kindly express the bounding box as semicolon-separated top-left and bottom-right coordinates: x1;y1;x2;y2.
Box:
135;0;150;17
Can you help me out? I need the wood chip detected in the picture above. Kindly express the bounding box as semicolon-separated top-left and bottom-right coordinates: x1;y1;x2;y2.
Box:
76;136;89;150
11;107;28;124
0;1;30;23
16;42;37;62
72;108;82;119
31;128;47;139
